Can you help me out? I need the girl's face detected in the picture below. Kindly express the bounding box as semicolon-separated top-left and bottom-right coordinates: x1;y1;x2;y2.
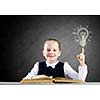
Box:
42;40;61;64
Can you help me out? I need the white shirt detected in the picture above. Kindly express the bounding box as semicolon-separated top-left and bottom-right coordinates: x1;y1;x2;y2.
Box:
23;61;88;81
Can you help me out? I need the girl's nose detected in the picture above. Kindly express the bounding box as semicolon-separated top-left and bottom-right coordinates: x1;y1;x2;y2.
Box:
49;49;54;53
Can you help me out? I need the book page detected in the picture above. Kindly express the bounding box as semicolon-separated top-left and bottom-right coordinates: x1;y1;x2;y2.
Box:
21;75;53;84
21;75;84;84
54;77;84;83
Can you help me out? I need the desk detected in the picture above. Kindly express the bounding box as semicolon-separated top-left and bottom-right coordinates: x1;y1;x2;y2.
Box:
0;82;99;85
0;82;21;85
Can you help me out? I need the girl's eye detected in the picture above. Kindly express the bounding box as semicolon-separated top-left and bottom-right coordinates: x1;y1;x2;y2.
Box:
53;49;56;51
47;49;51;51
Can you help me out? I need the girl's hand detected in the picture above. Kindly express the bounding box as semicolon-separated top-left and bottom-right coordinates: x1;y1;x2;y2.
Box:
77;48;85;66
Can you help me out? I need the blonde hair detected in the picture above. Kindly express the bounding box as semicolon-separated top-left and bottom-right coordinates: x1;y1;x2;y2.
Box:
44;38;61;50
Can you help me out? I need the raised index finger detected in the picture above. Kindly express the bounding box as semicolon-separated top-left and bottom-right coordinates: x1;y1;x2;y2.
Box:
81;48;84;54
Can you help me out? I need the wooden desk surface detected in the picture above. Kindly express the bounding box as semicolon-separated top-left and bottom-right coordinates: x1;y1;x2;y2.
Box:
1;82;99;85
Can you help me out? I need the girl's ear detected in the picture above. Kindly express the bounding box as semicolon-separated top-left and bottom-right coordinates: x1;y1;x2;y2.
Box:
58;51;61;57
42;50;45;57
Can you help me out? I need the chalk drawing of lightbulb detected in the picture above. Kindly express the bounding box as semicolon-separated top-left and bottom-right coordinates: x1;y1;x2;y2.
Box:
72;25;92;47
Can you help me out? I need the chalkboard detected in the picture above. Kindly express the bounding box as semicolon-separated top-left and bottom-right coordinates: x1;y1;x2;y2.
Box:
0;15;100;82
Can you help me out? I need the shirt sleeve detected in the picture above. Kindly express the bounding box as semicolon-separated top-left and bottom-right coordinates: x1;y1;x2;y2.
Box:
23;62;39;79
78;65;88;81
64;62;88;81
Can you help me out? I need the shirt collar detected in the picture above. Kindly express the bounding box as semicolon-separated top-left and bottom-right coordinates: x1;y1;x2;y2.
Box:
46;60;59;69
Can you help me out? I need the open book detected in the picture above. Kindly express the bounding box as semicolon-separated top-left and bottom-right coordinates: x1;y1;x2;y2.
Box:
21;75;85;84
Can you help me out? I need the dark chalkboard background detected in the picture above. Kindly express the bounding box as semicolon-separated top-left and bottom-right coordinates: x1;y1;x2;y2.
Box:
0;15;100;82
